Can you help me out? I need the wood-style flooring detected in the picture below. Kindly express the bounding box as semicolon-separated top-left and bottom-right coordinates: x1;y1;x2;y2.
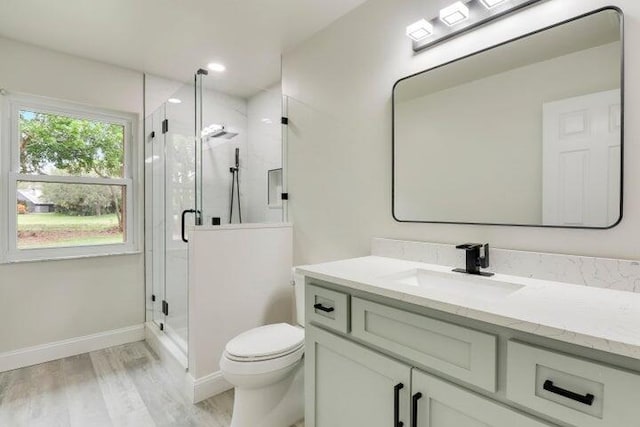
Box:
0;341;305;427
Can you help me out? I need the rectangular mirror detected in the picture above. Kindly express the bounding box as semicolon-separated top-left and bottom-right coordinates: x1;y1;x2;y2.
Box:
393;8;623;228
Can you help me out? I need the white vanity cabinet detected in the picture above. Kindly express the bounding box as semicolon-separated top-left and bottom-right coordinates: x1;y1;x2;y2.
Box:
304;279;640;427
306;324;551;427
305;325;411;427
411;369;551;427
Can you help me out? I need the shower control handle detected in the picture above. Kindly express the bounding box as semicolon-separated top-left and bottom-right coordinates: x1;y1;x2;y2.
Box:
181;209;197;243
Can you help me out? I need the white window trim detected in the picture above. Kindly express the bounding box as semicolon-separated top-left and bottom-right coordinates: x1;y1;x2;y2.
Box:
1;93;139;263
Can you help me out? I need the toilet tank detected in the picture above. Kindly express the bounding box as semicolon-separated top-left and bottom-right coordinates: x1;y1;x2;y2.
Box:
292;268;306;326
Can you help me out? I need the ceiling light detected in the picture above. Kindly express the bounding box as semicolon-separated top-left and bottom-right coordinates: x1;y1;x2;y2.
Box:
167;98;182;104
479;0;508;9
406;19;434;42
207;62;226;73
440;2;470;27
261;118;273;124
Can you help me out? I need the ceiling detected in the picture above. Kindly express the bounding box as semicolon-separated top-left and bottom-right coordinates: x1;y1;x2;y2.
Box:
0;0;368;98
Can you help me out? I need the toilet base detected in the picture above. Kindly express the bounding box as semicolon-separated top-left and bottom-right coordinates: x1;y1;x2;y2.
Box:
229;360;304;427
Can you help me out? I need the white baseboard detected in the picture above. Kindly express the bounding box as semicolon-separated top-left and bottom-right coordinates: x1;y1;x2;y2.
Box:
189;371;233;404
0;324;145;373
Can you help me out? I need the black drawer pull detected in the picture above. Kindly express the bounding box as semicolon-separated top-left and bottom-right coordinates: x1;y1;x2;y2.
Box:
313;303;335;313
411;392;422;427
543;380;595;406
394;383;404;427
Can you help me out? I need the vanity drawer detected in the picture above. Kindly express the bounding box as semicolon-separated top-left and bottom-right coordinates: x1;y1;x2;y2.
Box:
305;283;350;334
351;297;497;392
506;340;640;427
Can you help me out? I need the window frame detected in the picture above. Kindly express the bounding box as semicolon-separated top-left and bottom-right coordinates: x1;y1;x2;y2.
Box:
1;93;139;262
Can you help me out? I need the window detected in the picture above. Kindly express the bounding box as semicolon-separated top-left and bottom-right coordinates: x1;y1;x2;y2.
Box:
1;94;137;262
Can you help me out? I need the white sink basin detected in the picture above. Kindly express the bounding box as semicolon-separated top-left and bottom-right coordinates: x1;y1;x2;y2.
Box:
380;269;524;302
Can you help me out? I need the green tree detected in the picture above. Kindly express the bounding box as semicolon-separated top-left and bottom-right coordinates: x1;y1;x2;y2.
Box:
20;111;125;230
41;182;120;217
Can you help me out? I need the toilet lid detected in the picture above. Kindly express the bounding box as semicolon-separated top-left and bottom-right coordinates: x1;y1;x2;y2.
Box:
225;323;304;360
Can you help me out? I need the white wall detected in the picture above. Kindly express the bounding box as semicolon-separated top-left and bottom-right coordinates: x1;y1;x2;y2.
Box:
188;224;293;381
0;37;144;353
282;0;639;265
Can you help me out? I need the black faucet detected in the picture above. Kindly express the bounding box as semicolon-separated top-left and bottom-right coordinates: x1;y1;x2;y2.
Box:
453;243;494;277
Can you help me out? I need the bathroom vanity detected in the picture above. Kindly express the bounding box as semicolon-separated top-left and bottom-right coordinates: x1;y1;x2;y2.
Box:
298;254;640;427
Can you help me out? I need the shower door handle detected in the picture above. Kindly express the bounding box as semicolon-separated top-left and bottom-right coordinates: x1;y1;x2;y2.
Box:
181;209;197;243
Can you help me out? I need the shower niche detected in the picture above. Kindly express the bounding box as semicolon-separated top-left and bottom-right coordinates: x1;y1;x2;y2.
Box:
268;168;283;209
144;71;288;355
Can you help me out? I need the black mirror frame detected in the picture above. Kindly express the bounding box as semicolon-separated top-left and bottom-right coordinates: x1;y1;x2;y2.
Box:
392;6;625;230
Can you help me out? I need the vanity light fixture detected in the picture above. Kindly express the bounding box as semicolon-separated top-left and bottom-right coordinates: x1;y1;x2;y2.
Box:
479;0;509;8
406;19;434;41
407;0;545;52
440;2;470;26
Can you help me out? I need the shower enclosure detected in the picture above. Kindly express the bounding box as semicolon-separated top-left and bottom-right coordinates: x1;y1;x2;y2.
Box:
144;71;288;355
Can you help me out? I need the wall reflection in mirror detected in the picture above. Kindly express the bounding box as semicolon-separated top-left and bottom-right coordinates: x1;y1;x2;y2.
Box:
393;8;623;228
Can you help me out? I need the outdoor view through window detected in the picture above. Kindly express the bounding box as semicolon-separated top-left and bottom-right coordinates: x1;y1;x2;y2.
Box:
17;110;126;249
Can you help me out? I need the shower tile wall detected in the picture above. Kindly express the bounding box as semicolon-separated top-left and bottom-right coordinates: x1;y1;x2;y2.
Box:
246;85;283;223
200;85;282;225
200;89;249;225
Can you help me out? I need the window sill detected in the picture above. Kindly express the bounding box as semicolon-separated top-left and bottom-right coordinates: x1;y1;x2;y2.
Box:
2;249;142;264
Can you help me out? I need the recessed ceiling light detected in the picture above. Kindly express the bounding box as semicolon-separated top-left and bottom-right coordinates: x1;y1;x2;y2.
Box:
167;98;182;104
406;19;434;42
479;0;508;9
207;62;226;73
440;2;470;27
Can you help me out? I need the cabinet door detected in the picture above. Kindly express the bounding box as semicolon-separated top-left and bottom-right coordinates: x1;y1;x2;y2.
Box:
306;325;411;427
411;369;553;427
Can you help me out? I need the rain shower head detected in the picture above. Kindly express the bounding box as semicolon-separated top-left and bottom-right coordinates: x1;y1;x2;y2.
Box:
204;125;239;140
210;128;239;139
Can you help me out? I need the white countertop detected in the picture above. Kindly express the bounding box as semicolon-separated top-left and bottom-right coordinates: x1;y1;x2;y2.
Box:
297;256;640;360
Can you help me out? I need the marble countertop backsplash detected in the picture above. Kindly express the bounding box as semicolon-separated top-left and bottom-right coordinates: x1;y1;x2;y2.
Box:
372;238;640;293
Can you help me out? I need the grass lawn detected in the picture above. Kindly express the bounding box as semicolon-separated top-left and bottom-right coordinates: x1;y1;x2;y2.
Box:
17;213;124;248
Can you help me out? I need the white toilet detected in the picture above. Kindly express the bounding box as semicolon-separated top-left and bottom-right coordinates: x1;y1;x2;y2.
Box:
220;270;306;427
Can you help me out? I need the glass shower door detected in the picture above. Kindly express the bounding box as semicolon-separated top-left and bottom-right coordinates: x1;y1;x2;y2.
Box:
145;80;196;355
147;105;166;329
163;83;195;352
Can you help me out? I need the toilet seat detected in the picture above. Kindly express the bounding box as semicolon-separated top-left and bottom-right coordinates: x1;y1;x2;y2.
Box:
225;323;304;362
221;345;304;376
221;323;305;377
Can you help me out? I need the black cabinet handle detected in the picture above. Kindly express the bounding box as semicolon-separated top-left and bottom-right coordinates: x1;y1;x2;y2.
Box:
543;380;595;406
394;383;404;427
313;303;335;313
411;392;423;427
